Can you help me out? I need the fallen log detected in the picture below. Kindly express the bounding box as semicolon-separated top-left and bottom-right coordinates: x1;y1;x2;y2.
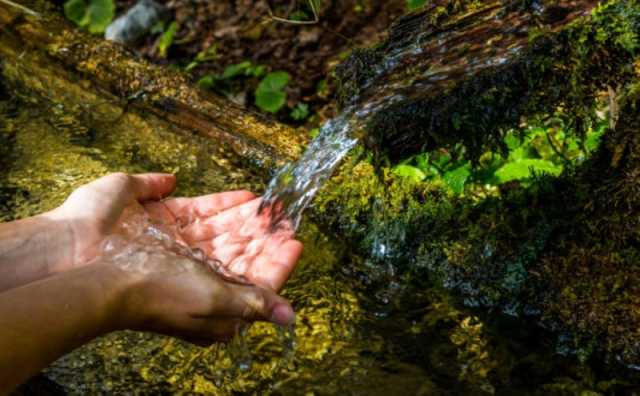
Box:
0;1;305;172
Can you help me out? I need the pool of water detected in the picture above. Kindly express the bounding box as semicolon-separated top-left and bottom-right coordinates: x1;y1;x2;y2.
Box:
1;79;637;395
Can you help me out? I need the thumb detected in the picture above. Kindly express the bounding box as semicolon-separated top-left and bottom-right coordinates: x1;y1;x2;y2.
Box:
221;283;295;326
129;173;177;202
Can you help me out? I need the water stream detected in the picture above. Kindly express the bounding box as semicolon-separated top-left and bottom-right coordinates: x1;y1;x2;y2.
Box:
2;2;639;390
2;71;638;395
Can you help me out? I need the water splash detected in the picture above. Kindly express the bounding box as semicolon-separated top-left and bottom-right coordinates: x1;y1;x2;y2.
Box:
100;203;250;284
259;96;404;230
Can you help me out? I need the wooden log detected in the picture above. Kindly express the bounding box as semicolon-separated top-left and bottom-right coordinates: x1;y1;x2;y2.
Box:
336;0;637;163
0;1;306;172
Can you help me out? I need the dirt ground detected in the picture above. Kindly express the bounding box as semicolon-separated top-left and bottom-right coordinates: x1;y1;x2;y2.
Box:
114;0;406;123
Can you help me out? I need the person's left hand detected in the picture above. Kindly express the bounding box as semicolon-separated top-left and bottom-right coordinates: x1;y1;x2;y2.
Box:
49;172;303;292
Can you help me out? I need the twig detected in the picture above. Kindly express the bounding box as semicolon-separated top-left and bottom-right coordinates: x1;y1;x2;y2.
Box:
265;0;319;25
545;128;571;164
0;0;39;17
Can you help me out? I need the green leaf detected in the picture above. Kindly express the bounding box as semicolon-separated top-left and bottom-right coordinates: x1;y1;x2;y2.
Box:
255;71;290;113
494;159;562;183
88;0;114;33
290;103;310;121
197;75;216;89
64;0;114;33
504;134;522;151
222;61;252;79
247;64;267;78
393;165;426;182
64;0;88;26
433;153;451;169
415;153;430;173
407;0;427;11
158;22;178;58
443;164;471;194
585;125;605;152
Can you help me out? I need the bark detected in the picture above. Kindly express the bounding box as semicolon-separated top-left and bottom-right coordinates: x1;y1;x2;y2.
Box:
0;1;305;172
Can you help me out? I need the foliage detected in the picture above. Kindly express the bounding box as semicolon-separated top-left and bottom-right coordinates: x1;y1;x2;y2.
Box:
255;71;290;113
338;0;640;164
391;119;606;194
222;61;267;79
197;61;267;89
290;103;310;121
157;22;178;58
185;46;219;73
64;0;114;33
197;63;301;117
406;0;428;11
267;0;320;24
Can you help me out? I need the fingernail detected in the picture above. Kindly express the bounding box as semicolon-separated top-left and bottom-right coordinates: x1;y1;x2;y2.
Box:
270;304;295;326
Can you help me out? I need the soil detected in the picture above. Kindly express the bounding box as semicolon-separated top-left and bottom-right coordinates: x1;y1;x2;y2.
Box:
115;0;407;123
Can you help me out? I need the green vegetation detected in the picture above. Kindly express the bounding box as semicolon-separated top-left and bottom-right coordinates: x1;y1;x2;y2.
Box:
392;120;605;194
157;22;178;58
290;103;310;121
63;0;114;33
255;71;290;113
406;0;427;11
321;0;640;368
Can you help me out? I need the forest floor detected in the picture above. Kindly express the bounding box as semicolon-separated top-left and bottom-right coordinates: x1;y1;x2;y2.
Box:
115;0;407;128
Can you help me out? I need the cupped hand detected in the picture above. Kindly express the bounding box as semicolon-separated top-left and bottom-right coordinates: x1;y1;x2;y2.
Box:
50;172;304;343
51;172;303;292
114;245;295;344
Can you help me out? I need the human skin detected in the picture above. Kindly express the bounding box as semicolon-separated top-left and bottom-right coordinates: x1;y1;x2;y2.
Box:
0;173;303;394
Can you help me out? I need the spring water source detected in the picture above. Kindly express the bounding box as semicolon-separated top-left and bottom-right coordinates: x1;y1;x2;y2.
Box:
2;68;638;395
258;1;535;230
2;4;638;393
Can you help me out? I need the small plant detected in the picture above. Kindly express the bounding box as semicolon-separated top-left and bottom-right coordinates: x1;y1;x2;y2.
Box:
64;0;114;34
157;22;178;58
392;118;606;195
290;103;310;121
406;0;428;11
255;71;290;113
266;0;320;24
185;46;219;73
197;61;267;89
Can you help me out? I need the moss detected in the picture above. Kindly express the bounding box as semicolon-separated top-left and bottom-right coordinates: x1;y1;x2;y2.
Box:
337;0;640;163
314;86;640;367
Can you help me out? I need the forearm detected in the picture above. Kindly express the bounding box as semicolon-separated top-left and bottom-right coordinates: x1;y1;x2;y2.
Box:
0;212;73;292
0;262;130;394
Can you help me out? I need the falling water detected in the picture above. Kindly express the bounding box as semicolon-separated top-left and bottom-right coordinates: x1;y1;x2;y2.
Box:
259;95;405;230
256;3;543;229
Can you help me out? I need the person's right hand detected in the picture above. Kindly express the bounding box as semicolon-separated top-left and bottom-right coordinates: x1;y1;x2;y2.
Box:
112;246;295;345
114;196;303;345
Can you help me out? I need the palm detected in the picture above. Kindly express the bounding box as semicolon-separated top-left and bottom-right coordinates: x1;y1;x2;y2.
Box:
61;174;302;293
144;193;303;292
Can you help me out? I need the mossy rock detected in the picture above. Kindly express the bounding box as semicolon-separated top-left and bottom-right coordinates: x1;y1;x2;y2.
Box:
336;0;639;164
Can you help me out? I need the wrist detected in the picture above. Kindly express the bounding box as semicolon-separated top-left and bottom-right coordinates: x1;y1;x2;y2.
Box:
89;261;146;333
0;212;75;291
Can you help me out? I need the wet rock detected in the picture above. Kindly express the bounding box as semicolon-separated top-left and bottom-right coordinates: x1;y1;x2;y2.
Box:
105;0;168;45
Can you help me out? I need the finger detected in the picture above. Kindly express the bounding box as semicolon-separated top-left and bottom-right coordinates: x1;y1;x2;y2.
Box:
164;191;256;220
65;173;174;217
249;240;304;292
130;173;177;202
208;283;295;326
